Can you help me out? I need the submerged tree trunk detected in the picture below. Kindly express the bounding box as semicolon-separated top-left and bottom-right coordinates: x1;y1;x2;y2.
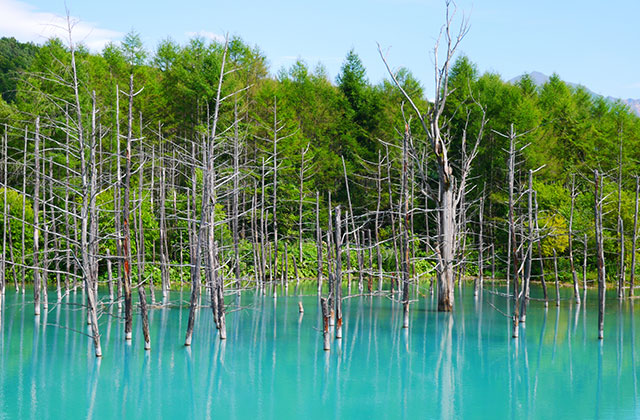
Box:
316;191;323;294
33;118;41;316
121;78;135;342
334;206;343;339
594;170;606;340
568;174;581;304
553;249;560;307
475;194;484;297
401;123;411;327
631;176;639;298
185;39;228;346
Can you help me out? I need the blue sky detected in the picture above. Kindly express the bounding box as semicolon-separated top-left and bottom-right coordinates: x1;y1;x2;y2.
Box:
1;0;639;99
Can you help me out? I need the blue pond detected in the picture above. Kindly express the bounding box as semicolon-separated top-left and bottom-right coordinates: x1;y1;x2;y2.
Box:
0;284;638;419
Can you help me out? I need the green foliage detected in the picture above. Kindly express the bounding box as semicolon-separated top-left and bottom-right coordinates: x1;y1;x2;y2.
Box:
2;30;640;286
538;213;569;257
0;37;39;102
0;188;34;261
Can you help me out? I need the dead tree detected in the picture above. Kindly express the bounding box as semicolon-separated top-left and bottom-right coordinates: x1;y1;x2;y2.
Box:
271;97;281;287
507;126;521;337
401;123;411;328
533;191;548;306
134;130;151;349
0;130;6;296
568;174;581;304
342;157;364;290
617;131;624;299
379;3;485;310
66;24;102;356
385;146;400;292
474;194;484;297
159;131;171;299
120;76;140;342
375;150;384;291
185;39;229;346
631;176;639;298
316;191;323;294
321;297;330;351
334;206;343;339
594;170;606;340
583;233;588;292
21;133;27;293
33;118;41;316
618;216;625;299
553;249;560;307
297;144;310;288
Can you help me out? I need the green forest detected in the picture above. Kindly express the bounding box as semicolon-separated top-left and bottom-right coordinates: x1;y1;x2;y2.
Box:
1;29;640;305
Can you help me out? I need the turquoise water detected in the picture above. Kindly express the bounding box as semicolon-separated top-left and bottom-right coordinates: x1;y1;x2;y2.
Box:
0;285;639;419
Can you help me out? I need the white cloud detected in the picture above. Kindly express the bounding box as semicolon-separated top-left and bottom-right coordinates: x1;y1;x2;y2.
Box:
185;30;225;43
0;0;121;50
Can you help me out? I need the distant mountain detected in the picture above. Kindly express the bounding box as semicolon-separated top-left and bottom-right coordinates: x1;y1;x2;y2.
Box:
508;72;640;117
510;71;551;87
609;97;640;117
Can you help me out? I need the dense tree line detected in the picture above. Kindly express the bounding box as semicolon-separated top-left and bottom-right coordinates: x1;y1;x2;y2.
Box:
1;29;640;319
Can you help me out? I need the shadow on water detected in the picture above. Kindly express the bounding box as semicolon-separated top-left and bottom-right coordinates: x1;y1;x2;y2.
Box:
0;284;639;419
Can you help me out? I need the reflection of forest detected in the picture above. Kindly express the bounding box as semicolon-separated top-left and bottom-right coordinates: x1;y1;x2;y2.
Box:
0;285;638;418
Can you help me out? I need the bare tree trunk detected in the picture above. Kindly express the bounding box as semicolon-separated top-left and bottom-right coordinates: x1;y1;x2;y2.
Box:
401;125;411;327
594;170;606;340
251;191;261;288
260;158;267;291
376;151;384;291
107;248;114;300
475;194;484;297
569;174;581;304
631;176;639;298
534;191;548;306
367;229;373;294
185;135;208;346
521;170;533;323
232;101;241;287
298;145;308;289
507;126;520;337
617;131;624;299
114;95;122;301
159;140;170;299
334;206;343;339
214;242;226;340
7;205;18;292
42;156;49;310
272;98;279;288
121;78;134;341
85;90;102;356
345;214;352;294
21;131;27;293
553;249;560;307
619;217;625;299
491;243;495;281
321;297;330;351
437;181;456;311
327;198;333;315
33;118;41;316
583;233;588;292
342;157;363;290
185;39;228;345
385;147;400;294
284;242;289;293
0;130;6;296
316;191;323;294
